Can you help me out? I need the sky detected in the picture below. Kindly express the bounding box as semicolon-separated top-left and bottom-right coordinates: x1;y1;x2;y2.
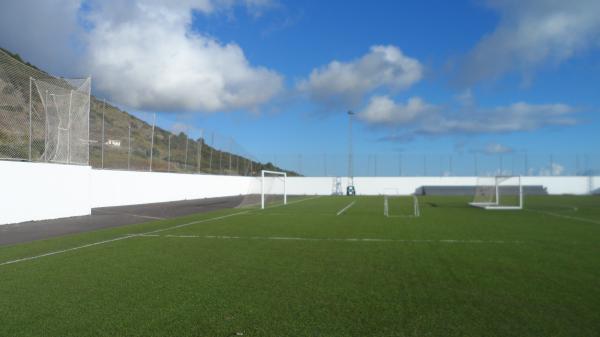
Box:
0;0;599;175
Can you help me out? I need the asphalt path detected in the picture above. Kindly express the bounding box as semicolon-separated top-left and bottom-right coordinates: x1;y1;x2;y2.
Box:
0;195;258;246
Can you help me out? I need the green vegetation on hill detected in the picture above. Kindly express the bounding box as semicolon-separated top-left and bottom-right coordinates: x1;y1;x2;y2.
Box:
0;46;298;176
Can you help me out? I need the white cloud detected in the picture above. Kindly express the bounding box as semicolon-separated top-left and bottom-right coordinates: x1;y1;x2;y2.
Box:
298;45;423;108
0;0;83;75
359;96;436;124
484;143;513;154
359;94;578;138
84;0;283;112
459;0;600;85
0;0;282;113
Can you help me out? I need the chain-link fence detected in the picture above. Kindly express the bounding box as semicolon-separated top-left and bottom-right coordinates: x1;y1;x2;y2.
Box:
260;153;600;177
0;48;283;176
3;48;599;178
0;49;90;164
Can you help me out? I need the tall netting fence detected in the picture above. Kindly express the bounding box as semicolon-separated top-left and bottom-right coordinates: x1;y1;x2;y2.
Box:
0;49;90;165
259;153;600;177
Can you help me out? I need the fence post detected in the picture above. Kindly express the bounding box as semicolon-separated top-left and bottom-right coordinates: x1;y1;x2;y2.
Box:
28;77;32;161
198;129;203;173
228;137;233;173
101;99;105;169
128;123;131;170
184;135;189;171
167;134;171;172
149;113;155;172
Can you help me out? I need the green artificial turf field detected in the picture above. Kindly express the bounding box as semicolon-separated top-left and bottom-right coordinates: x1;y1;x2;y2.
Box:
1;195;599;336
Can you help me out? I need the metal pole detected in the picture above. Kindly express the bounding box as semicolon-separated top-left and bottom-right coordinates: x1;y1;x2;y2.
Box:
347;111;354;186
550;154;554;176
127;123;131;170
28;77;32;161
67;90;73;164
167;134;171;172
228;137;233;172
101;99;105;169
198;130;203;173
183;135;189;170
210;132;215;173
149;113;155;171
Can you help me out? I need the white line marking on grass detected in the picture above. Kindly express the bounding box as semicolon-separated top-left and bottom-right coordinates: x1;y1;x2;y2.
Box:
259;196;323;211
526;209;600;225
0;211;249;267
336;201;356;216
150;234;524;244
145;211;249;234
0;235;136;267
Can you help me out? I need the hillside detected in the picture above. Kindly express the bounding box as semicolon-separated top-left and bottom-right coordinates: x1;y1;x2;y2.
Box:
0;47;297;176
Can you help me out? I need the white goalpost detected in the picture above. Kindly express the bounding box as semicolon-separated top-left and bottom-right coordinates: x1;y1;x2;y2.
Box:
261;170;287;209
470;176;523;210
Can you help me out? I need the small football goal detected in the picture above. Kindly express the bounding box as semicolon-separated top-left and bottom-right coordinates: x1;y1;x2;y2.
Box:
470;176;523;210
383;188;420;217
261;170;287;209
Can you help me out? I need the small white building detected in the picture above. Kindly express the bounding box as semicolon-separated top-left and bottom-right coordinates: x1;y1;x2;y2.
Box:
106;139;121;147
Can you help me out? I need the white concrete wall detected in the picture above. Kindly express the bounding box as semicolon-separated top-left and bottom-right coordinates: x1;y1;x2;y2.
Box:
1;159;597;225
0;161;91;224
91;169;257;208
286;176;598;196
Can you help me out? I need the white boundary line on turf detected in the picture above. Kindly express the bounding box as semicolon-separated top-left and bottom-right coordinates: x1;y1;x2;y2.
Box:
0;211;249;267
0;235;136;267
526;209;600;225
336;201;356;216
136;234;524;244
260;195;322;210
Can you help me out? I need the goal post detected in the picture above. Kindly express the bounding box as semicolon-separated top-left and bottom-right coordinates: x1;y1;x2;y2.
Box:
470;176;523;210
261;170;287;209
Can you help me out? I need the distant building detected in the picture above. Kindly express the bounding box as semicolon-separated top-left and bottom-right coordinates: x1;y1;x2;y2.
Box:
106;139;121;147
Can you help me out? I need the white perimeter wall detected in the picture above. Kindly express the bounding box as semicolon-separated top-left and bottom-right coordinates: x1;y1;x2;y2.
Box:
1;160;598;225
0;161;92;224
286;176;600;196
91;169;256;208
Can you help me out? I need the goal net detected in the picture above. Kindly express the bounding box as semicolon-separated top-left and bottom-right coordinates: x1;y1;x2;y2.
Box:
31;77;91;165
261;170;287;209
470;176;523;210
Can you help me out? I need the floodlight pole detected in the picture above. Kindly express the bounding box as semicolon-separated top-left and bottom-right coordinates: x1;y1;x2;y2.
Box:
149;113;155;172
28;77;32;161
347;110;355;188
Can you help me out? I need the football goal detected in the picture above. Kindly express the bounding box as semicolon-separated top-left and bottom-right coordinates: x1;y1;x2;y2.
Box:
470;176;523;210
261;170;287;209
383;188;420;217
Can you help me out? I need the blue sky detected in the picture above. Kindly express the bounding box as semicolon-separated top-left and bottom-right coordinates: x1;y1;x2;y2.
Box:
0;0;599;175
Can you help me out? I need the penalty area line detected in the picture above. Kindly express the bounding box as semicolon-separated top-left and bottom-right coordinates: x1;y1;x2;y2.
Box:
336;201;356;216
